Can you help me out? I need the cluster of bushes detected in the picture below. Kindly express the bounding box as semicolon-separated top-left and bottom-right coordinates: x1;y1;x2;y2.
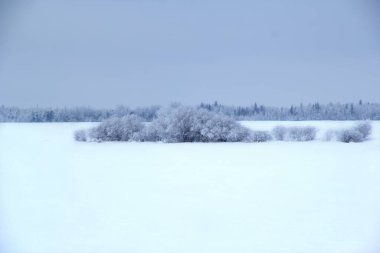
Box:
271;122;372;143
75;106;259;143
324;122;372;143
271;126;317;141
75;106;372;143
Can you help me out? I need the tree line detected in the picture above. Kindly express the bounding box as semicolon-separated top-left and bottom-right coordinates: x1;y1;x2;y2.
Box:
1;101;379;122
199;100;380;120
0;105;159;122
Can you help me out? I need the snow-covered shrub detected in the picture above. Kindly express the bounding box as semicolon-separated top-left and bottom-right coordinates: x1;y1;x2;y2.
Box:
149;106;252;142
286;126;317;141
272;126;287;141
337;129;364;143
249;131;272;142
74;129;87;142
329;121;372;143
196;110;252;142
87;115;144;142
225;125;252;142
354;121;372;139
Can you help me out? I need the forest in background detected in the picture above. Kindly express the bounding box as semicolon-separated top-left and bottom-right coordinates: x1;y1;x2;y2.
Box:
1;101;379;122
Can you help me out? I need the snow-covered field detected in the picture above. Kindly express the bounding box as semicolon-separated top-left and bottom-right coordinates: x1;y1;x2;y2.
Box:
1;121;380;253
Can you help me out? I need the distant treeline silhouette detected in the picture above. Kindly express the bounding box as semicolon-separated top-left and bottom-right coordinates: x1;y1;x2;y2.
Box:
199;100;380;120
1;101;379;122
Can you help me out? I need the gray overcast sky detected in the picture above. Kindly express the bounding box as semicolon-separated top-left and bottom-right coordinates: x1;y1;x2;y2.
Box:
0;0;379;107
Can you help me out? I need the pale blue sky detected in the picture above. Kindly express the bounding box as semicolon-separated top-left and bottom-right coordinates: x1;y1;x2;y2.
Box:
0;0;379;107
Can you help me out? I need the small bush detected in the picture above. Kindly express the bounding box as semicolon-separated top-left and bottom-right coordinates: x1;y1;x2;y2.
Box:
87;115;144;142
272;126;287;141
329;121;372;143
286;126;317;141
250;131;273;142
337;129;364;143
74;129;87;142
226;126;252;142
354;121;372;139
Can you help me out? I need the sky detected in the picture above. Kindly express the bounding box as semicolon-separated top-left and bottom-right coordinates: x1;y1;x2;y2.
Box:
0;0;379;108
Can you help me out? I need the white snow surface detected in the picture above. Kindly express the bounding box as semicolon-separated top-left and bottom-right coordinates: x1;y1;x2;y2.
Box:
1;121;380;253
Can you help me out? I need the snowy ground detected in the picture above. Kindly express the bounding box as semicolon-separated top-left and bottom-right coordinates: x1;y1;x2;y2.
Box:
1;121;380;253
